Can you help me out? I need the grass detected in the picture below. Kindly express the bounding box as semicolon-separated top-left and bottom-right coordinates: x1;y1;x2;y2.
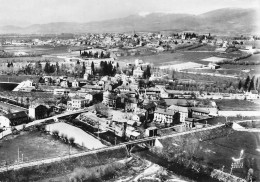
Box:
215;99;260;111
0;75;40;83
0;130;83;166
0;45;70;56
118;50;248;67
197;130;260;180
0;56;63;63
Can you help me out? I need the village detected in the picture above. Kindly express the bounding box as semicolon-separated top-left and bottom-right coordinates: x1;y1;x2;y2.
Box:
0;28;260;181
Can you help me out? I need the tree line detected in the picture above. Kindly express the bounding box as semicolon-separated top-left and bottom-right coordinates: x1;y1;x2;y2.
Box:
80;50;110;59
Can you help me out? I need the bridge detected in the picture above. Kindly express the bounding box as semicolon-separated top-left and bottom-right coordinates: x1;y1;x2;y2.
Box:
25;108;90;127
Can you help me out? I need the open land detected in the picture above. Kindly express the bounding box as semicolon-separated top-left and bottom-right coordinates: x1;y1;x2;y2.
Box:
216;99;260;111
0;130;83;166
197;130;260;180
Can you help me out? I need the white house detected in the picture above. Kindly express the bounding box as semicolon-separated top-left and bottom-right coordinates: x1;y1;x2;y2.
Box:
53;89;70;96
67;96;87;111
245;90;259;100
133;66;144;78
13;80;35;92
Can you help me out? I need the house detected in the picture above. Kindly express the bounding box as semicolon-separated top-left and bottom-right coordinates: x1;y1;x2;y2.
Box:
53;89;70;96
0;111;29;130
84;93;94;102
72;80;79;88
153;108;180;126
208;63;220;69
245;90;259;100
132;113;141;122
167;105;189;123
67;96;87;111
190;107;210;118
133;66;144;78
60;80;69;88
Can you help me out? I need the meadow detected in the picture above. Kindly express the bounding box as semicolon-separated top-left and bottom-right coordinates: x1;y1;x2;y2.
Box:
197;130;260;180
0;130;83;166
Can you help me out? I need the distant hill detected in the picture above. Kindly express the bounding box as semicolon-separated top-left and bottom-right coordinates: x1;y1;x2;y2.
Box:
0;8;258;35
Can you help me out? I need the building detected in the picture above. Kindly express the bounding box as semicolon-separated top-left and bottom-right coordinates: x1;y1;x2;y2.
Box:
167;105;189;123
53;89;70;96
190;107;210;118
29;103;49;120
67;96;87;111
153;108;180;126
13;80;35;92
133;66;144;78
245;90;259;100
0;111;29;130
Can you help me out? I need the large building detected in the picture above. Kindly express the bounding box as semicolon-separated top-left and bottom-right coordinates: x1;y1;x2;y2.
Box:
0;111;29;130
67;96;87;111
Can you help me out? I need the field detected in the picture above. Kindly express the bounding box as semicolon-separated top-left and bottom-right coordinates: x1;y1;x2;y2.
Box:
118;49;248;67
118;51;217;66
0;130;83;166
216;99;260;111
46;122;106;149
0;56;63;63
197;130;260;180
1;45;70;55
0;75;40;83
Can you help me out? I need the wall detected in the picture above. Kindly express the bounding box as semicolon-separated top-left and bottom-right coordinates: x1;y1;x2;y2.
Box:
0;145;129;181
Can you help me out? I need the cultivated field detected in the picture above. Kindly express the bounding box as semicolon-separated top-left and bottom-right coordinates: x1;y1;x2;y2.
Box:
0;56;63;63
0;130;83;166
216;99;260;111
1;45;70;55
118;49;247;67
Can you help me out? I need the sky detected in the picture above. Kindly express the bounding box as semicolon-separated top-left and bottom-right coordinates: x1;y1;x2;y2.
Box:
0;0;259;26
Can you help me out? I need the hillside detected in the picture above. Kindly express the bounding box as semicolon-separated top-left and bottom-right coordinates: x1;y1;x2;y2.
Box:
0;8;258;35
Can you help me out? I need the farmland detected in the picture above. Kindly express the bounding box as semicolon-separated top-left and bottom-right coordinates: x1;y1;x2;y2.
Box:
0;130;83;166
1;45;70;56
118;49;248;67
0;56;63;63
216;99;260;111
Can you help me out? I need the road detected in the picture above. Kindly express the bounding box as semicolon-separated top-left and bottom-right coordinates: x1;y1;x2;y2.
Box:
0;101;27;114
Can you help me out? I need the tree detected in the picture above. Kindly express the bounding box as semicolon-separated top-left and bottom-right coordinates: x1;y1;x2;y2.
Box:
255;78;259;91
55;62;60;75
107;62;113;76
82;62;86;76
35;61;42;75
238;80;242;90
103;61;108;75
100;51;104;58
248;76;255;91
44;62;51;74
143;65;151;79
94;52;99;58
244;76;251;91
91;61;95;75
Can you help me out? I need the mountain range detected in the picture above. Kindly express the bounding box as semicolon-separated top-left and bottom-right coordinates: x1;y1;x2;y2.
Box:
0;8;258;35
